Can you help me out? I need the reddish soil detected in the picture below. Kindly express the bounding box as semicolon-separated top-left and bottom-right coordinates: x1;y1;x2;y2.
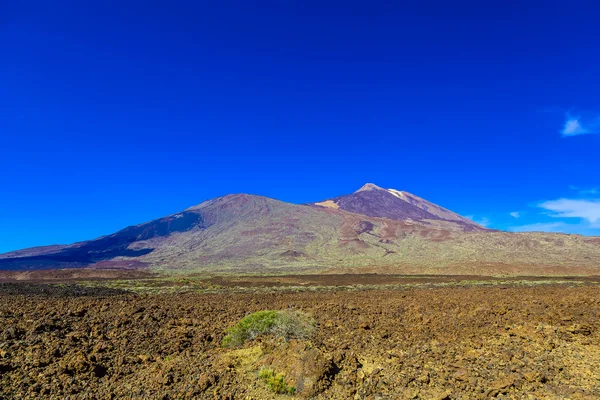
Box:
1;284;599;398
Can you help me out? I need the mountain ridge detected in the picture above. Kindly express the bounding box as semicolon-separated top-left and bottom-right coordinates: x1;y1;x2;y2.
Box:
1;185;599;276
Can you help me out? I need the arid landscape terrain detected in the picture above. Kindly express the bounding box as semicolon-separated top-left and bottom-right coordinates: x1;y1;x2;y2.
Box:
1;279;599;399
5;0;600;398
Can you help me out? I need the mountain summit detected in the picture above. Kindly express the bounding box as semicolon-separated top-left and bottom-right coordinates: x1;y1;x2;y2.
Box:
312;183;484;231
355;183;385;192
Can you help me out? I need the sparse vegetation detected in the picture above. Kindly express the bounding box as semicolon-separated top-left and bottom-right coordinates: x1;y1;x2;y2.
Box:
222;310;315;347
258;368;296;395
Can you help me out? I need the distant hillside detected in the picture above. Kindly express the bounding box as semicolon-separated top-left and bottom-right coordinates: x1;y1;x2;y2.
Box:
1;185;599;276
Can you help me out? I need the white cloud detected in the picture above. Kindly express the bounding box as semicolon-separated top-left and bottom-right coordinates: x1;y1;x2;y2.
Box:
561;113;600;137
509;222;569;233
539;198;600;224
509;191;600;235
562;119;589;136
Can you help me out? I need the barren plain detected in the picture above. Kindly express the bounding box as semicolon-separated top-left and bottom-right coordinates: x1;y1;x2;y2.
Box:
1;278;599;399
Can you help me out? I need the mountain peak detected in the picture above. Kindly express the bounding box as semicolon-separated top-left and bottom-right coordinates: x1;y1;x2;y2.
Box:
355;183;385;193
315;184;486;232
355;183;411;199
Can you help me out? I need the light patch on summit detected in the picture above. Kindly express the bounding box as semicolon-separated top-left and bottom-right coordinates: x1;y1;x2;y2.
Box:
314;200;340;209
356;183;385;192
387;189;405;199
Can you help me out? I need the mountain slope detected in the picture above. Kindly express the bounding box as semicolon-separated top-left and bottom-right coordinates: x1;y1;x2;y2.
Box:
1;188;599;275
0;211;204;270
312;183;484;231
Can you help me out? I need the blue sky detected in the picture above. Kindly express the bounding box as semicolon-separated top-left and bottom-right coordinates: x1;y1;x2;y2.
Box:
1;0;599;253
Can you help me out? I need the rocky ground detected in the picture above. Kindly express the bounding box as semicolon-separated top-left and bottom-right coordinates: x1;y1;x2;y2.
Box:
0;282;599;399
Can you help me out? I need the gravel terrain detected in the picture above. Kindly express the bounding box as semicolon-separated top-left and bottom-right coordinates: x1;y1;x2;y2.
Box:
1;283;599;399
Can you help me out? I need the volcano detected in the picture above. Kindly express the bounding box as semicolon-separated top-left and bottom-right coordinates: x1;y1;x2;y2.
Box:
1;184;599;276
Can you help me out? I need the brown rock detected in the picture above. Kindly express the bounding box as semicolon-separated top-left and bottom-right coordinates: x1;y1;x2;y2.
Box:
137;354;153;363
453;368;469;381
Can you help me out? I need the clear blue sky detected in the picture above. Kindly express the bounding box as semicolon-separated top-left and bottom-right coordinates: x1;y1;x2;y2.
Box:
1;0;599;253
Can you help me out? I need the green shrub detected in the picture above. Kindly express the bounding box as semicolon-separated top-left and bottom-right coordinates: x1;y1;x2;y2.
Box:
258;368;296;395
222;310;315;347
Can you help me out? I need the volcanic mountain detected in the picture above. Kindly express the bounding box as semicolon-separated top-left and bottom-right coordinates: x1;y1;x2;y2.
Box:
311;183;484;232
1;184;599;275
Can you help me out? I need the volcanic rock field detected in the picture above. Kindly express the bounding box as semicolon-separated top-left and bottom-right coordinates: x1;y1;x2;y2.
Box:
1;281;599;399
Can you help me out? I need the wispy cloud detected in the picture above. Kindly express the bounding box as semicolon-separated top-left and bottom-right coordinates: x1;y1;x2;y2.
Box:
569;185;599;195
510;220;600;235
562;118;590;136
561;113;600;137
508;191;600;235
579;188;598;195
510;222;569;233
539;198;600;224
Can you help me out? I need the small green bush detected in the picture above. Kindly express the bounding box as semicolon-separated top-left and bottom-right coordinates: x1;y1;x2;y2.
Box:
222;310;315;347
258;368;296;395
